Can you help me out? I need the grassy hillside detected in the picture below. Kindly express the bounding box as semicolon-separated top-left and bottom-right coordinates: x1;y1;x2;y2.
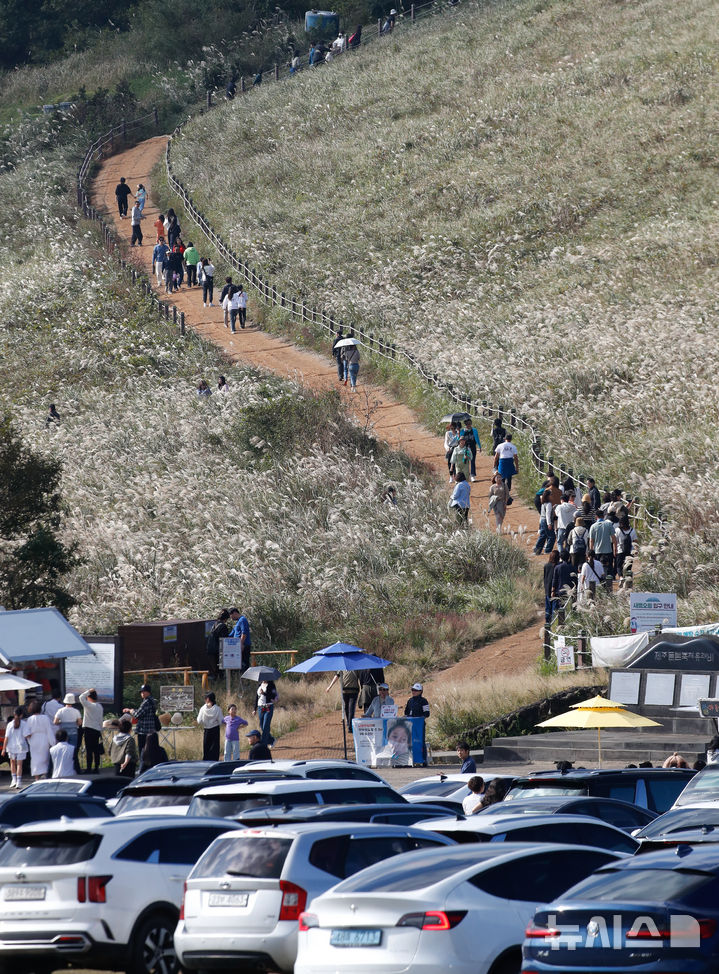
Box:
171;0;719;599
0;119;536;665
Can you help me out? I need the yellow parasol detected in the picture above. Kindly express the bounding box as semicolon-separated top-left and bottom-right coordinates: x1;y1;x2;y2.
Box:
536;694;662;767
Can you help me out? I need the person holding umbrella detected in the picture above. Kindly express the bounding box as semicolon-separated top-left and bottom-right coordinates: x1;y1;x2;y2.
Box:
254;680;279;747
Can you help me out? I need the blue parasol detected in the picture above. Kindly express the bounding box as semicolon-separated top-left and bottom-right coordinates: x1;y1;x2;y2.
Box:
287;641;391;674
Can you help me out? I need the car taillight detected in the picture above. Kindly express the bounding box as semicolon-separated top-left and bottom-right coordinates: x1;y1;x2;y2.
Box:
179;881;187;921
77;876;112;904
397;911;467;930
298;912;319;932
626;917;716;941
278;880;307;922
525;924;561;938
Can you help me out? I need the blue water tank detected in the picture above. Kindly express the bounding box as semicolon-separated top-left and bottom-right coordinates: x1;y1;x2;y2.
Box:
305;9;340;34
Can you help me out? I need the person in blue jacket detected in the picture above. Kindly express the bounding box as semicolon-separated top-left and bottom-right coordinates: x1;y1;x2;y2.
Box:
229;607;252;670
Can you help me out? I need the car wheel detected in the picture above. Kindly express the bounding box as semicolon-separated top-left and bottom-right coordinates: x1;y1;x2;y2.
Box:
129;912;179;974
489;949;522;974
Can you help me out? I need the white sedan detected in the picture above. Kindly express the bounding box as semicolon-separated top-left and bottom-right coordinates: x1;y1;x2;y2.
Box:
296;843;621;974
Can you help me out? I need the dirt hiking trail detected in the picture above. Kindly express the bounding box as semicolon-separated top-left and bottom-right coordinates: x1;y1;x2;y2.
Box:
92;137;545;757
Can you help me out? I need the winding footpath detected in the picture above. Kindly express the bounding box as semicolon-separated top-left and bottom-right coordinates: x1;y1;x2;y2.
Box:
92;136;544;757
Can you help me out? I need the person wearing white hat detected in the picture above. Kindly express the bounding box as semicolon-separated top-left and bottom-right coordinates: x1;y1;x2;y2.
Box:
53;693;82;772
404;683;430;718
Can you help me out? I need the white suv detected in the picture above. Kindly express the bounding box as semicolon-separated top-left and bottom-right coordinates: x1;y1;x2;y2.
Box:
0;815;235;974
188;778;404;818
239;759;386;782
174;822;454;973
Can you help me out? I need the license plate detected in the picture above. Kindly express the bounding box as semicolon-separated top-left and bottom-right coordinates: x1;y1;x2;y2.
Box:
330;929;382;947
208;892;249;908
4;886;46;901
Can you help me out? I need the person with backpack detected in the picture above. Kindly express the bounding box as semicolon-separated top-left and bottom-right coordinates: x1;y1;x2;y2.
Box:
183;241;200;287
494;433;519;492
463;418;481;481
488;472;510;533
332;328;345;381
554;493;578;554
578;553;605;603
614;515;637;580
568;517;589;571
206;609;230;679
491;418;506;451
589;510;617;586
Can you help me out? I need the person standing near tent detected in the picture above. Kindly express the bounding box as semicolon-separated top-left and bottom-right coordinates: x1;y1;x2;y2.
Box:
24;701;56;780
79;688;104;773
326;670;360;729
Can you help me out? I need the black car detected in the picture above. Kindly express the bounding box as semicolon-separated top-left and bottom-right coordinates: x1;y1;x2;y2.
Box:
476;795;656;832
506;767;694;812
19;776;128;800
131;759;248;785
0;793;114;829
235;801;461;827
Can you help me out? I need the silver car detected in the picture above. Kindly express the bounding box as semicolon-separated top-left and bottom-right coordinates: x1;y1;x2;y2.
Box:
174;822;454;973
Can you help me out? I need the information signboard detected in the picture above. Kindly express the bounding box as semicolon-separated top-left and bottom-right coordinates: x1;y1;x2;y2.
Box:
630;593;677;633
160;685;195;713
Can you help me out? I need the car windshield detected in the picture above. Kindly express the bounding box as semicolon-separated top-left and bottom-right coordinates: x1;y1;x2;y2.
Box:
114;794;193;813
673;768;719;806
401;781;466;797
0;832;101;867
191;836;292;879
22;781;85;795
562;868;712;903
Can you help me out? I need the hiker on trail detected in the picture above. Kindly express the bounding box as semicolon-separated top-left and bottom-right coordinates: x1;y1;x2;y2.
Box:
153;239;169;286
448;472;470;524
183;241;200;286
223;704;247;760
586;477;602;511
135;183;146;214
568;517;589;570
45;403;61;427
344;342;360;389
494;433;518;491
552;549;576;604
444;422;461;481
229;607;252;669
253;71;262;86
206;609;230;679
463;418;481;481
201;258;215;306
236;286;248;328
226;78;237;100
154;214;165;242
544;550;560;624
164;247;183;293
491;418;506;451
614;515;636;580
577;552;604;603
348;24;362;47
226;287;245;332
115;177;131;218
166;209;181;249
220;277;235;327
290;52;301;74
589;509;616;583
554;492;577;554
488;472;510;533
533;488;556;555
130;202;143;246
450;435;473;484
197;691;223;761
332;328;345;381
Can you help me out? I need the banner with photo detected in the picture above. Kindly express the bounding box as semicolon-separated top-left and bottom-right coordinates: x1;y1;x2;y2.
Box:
351;716;425;767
